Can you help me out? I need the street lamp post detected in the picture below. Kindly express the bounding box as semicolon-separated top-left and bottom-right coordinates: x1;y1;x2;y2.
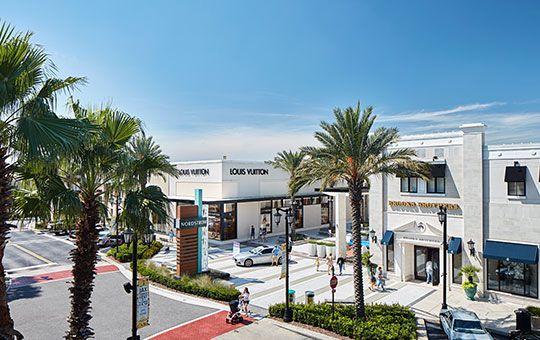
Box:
273;202;296;323
123;228;153;340
437;206;448;310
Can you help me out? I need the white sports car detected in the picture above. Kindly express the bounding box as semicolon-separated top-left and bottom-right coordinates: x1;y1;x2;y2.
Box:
439;309;493;340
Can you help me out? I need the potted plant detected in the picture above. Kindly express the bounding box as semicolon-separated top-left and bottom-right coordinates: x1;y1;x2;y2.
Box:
316;242;326;258
307;240;317;257
526;306;540;330
459;264;481;300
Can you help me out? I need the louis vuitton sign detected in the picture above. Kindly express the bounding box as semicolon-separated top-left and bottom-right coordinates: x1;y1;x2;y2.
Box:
389;201;460;210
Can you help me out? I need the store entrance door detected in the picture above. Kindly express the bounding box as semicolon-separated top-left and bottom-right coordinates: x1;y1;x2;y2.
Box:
414;245;440;285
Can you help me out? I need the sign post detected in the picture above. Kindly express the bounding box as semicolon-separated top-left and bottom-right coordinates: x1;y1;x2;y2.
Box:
329;269;338;320
233;241;240;256
136;277;150;329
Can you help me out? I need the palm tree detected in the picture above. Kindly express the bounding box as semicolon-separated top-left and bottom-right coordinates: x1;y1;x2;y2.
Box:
267;150;306;236
0;22;85;339
299;103;429;319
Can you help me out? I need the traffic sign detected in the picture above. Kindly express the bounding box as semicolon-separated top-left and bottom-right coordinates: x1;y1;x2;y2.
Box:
330;275;338;289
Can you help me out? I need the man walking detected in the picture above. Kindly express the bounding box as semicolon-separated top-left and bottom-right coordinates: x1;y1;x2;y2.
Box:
377;266;386;292
250;225;255;240
336;256;345;275
271;245;280;266
426;259;433;285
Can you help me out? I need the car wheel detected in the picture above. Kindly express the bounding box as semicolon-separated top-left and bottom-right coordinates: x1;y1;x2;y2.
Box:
244;259;253;267
278;257;283;265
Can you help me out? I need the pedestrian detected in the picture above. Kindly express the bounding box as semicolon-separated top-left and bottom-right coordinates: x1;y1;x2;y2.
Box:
376;266;386;291
369;266;377;291
168;230;174;243
271;245;280;266
258;227;263;241
328;227;333;238
336;256;345;275
239;287;250;314
262;227;267;242
426;259;433;284
326;253;334;275
315;257;320;272
250;225;255;240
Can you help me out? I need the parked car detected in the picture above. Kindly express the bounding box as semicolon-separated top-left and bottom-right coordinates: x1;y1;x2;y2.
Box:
233;246;282;267
440;309;493;340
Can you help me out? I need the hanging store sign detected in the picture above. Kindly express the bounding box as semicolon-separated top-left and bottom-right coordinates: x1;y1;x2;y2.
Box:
388;201;460;210
178;217;207;229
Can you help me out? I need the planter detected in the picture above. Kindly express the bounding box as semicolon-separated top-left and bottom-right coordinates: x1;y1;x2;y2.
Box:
464;285;477;300
316;244;326;258
307;243;317;257
325;245;335;257
532;316;540;330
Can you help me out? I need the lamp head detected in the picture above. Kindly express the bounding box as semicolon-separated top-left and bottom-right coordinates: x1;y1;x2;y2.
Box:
273;211;282;226
437;206;446;224
123;228;134;244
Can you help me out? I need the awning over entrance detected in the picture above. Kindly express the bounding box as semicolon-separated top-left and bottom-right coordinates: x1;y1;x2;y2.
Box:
483;240;539;264
447;237;461;254
381;231;394;245
504;166;526;182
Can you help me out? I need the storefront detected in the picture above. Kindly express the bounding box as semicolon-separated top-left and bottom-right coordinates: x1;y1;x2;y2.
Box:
150;159;335;242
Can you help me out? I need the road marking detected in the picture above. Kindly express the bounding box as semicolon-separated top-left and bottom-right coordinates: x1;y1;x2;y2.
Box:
40;233;75;246
11;243;53;264
6;263;56;273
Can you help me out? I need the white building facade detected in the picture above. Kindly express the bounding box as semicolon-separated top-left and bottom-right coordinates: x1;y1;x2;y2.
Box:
369;124;540;302
150;160;337;242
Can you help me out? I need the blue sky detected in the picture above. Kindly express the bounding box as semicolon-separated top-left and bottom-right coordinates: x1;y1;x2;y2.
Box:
3;1;540;160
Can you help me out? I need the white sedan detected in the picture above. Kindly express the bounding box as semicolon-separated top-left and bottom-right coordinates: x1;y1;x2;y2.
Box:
439;309;493;340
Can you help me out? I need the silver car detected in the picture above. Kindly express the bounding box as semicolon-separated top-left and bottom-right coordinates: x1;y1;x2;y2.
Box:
233;246;282;267
440;309;493;340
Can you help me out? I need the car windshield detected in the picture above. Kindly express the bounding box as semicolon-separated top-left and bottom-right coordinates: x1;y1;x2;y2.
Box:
249;247;263;254
454;320;484;334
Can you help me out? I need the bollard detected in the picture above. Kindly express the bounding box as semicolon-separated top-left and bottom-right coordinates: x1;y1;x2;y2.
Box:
305;291;315;304
515;308;531;333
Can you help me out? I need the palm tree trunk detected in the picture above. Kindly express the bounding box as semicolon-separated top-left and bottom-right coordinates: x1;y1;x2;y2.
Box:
0;147;23;340
65;196;100;339
349;182;366;319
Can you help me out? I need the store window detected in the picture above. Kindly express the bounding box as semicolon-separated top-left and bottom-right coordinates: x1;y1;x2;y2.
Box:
507;181;526;196
400;177;418;193
386;244;395;272
452;253;462;284
207;203;222;240
487;259;538;298
273;200;282;209
427;177;446;193
260;200;272;234
321;196;330;225
222;203;237;240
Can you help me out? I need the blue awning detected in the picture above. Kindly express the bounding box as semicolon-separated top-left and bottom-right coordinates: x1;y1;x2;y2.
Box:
447;237;461;254
483;240;539;264
381;231;394;245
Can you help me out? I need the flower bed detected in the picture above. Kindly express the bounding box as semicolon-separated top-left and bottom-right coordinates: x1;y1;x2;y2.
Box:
269;303;417;339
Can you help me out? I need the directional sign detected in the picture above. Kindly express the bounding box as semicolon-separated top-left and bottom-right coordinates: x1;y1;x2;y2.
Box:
330;275;338;289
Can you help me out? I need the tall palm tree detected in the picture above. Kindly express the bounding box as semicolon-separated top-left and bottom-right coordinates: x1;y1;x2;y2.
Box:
268;150;307;236
299;103;429;319
0;22;85;339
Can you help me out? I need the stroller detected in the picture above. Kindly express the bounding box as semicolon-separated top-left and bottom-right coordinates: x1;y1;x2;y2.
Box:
225;300;244;324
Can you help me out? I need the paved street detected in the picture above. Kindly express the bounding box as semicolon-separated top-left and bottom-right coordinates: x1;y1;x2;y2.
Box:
10;269;218;339
5;230;74;273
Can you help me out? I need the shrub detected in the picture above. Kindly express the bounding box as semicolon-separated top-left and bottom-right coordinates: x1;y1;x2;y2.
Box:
458;264;481;283
137;261;240;302
526;306;540;317
268;303;416;340
107;240;163;262
462;281;477;289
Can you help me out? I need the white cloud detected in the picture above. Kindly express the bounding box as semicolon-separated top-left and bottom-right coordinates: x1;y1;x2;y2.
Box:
153;127;317;161
379;102;505;122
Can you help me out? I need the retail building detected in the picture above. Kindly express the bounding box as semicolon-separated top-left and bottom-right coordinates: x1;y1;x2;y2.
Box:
369;123;540;301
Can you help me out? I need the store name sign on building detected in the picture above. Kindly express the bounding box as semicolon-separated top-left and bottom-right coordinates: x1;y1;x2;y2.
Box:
229;168;269;176
178;168;210;176
388;201;460;210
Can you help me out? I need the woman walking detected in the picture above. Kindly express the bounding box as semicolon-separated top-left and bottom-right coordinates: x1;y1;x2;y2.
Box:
326;253;334;275
369;266;377;291
315;257;320;272
239;287;250;314
376;266;386;292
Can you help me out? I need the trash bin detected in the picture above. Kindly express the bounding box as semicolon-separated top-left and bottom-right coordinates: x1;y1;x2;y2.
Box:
515;308;531;332
288;289;296;304
305;291;315;304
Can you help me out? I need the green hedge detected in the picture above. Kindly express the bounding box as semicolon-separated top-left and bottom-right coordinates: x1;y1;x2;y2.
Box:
269;303;417;340
107;241;163;262
137;261;240;302
527;306;540;317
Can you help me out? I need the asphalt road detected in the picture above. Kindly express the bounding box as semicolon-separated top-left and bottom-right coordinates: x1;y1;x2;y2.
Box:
10;270;217;339
4;230;74;272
